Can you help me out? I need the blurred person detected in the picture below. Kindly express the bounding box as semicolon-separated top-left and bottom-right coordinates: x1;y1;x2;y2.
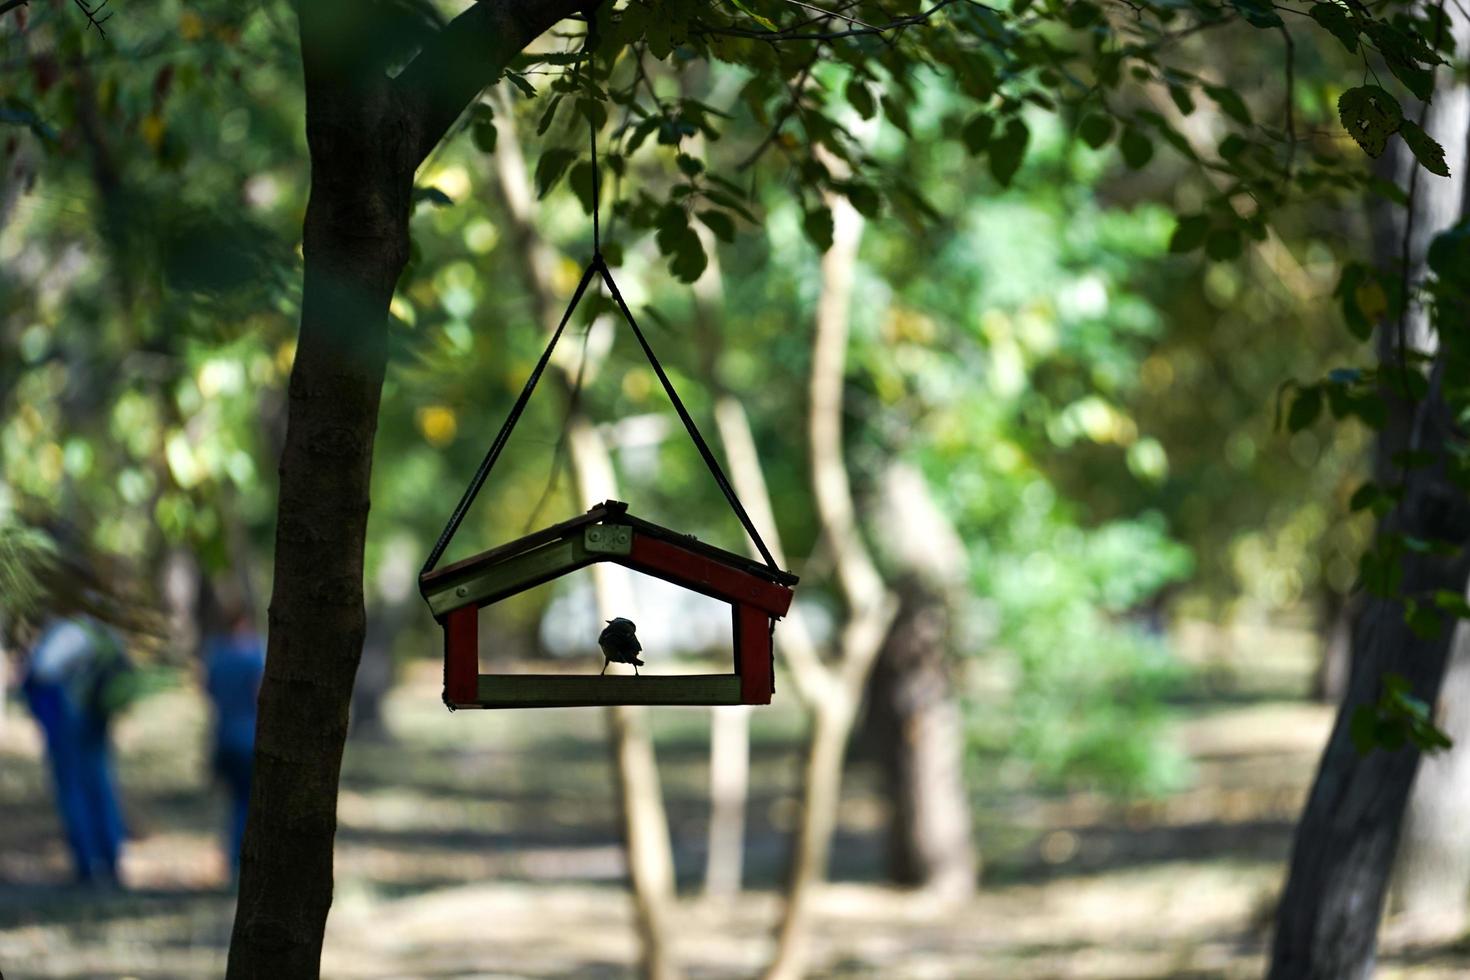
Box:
1;520;151;887
201;587;264;877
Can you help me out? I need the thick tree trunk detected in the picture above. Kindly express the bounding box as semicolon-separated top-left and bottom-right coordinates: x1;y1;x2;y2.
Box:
226;142;410;976
224;3;585;974
865;581;976;898
863;463;976;898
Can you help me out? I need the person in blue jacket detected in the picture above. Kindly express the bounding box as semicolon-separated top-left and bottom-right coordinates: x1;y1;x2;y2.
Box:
22;616;133;886
4;517;145;889
202;599;265;877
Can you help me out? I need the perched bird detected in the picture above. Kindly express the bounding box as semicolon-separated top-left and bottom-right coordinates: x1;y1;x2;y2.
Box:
599;617;644;676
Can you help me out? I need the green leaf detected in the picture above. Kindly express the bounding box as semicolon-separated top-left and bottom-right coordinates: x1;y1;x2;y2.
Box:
845;79;876;120
472;120;498;154
1400;119;1450;177
843;182;881;219
1338;86;1403;158
1287;385;1321;431
568;161;601;215
1228;0;1283;27
1169;215;1209;253
803;206;834;251
1406;601;1444;639
1168;84;1195;116
413;186;454;208
535;148;577;198
697;209;736;243
1205;228;1242;261
728;0;777;32
1119;127;1153;169
503;72;537;98
1066;1;1101;28
962;114;995;155
676;153;704;177
1309;3;1359;52
1205;85;1252;126
1078;114;1114;149
989;118;1030;187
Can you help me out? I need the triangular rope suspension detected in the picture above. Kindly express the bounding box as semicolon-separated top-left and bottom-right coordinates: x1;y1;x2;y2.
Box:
423;34;782;579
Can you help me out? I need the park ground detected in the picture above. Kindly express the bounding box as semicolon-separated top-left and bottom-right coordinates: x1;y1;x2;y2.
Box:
3;622;1470;979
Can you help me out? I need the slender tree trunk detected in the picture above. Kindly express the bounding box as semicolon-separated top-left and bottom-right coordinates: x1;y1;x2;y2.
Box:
767;699;853;980
491;106;681;978
761;184;899;980
704;703;751;898
567;417;682;980
1268;9;1470;969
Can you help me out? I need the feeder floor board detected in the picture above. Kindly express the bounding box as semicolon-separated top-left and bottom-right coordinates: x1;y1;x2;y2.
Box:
463;673;742;708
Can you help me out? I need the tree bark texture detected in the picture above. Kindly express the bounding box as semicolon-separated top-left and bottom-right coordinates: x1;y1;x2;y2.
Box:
1395;613;1470;933
863;463;976;898
1269;9;1470;973
228;2;585;974
1386;0;1470;933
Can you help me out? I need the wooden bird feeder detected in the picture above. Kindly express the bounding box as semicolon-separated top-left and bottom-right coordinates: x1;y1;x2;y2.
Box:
420;500;797;709
418;248;796;709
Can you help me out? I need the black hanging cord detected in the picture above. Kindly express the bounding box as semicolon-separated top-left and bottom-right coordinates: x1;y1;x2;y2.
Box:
593;255;780;572
422;27;782;577
421;261;599;576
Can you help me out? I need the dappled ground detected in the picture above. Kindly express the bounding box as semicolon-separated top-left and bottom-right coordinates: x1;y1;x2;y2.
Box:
3;631;1470;979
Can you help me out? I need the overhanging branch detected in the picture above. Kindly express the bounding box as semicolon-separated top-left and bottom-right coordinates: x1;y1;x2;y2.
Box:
396;0;591;166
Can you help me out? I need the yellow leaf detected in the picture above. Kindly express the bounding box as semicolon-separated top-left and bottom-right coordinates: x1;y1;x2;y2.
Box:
140;114;165;150
417;406;458;446
180;11;204;40
1355;279;1388;322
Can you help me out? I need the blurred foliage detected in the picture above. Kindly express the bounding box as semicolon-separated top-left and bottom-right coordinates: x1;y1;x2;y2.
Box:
1;0;1427;790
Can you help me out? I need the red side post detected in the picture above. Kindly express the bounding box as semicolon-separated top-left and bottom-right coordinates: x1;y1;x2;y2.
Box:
735;602;773;705
444;606;479;707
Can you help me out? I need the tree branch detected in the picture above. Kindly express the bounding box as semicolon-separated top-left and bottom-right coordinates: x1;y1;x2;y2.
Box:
396;0;591;165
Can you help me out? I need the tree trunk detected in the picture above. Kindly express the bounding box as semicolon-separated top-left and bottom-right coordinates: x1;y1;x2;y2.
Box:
760;180;899;980
567;417;682;980
1395;614;1470;935
704;703;751;898
865;580;976;898
1270;8;1470;972
226;109;410;978
863;463;976;898
223;3;587;973
765;698;854;980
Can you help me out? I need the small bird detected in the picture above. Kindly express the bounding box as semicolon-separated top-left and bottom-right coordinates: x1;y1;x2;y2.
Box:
599;617;644;676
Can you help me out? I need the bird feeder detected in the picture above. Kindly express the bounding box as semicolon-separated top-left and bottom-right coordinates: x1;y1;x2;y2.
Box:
420;500;796;709
417;251;797;710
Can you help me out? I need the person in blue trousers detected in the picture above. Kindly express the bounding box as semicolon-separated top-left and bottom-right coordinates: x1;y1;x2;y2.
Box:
21;616;131;887
202;607;265;877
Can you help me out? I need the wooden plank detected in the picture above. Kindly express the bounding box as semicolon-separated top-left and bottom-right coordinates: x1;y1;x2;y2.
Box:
465;673;742;708
734;603;773;704
619;511;799;586
426;536;593;616
420;500;626;591
444;607;479;707
625;534;794;617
